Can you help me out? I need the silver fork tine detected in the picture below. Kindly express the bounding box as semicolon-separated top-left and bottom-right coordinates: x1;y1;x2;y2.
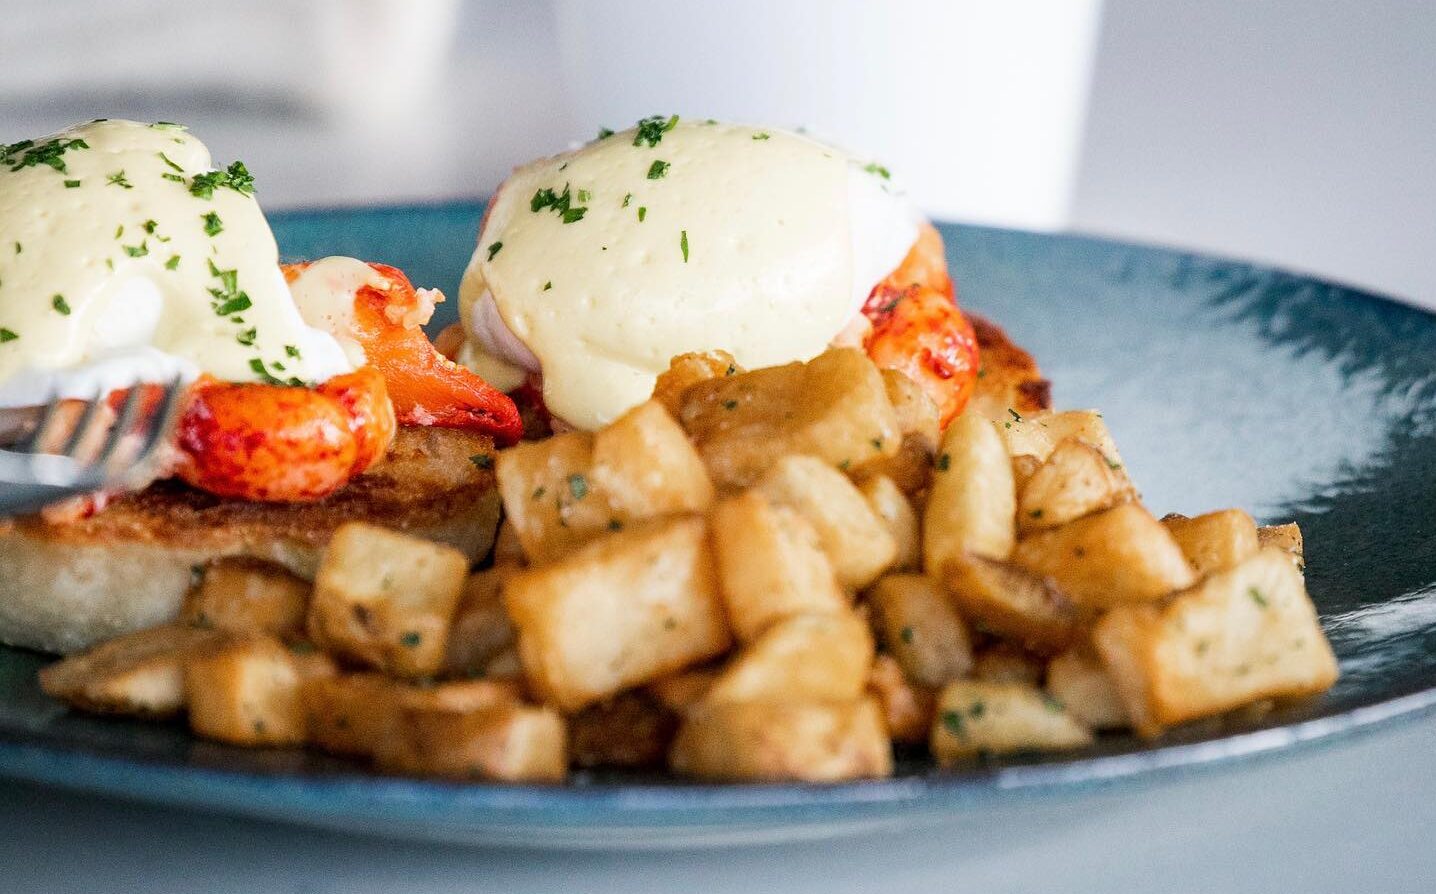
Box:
95;385;146;468
23;392;64;453
61;392;106;459
131;377;187;463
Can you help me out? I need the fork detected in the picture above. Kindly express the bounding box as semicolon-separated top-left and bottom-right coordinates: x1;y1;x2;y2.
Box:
0;378;188;517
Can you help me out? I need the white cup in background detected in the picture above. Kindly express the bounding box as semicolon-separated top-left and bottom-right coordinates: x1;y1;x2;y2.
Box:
553;0;1103;230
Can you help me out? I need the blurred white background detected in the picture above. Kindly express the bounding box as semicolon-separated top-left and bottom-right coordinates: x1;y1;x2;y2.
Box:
2;0;1433;301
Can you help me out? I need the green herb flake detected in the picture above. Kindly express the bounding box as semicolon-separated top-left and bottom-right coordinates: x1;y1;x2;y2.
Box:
596;127;615;140
632;114;679;147
646;159;671;180
576;188;592;203
1008;408;1023;422
486;241;503;261
863;161;891;180
202;212;223;237
157;151;185;173
567;473;589;501
51;294;70;315
189;160;255;199
680;229;689;262
236;328;257;346
12;242;19;254
542;281;553;292
1106;457;1123;471
285;344;300;358
1248;586;1269;609
123;241;148;258
899;626;914;644
968;700;987;719
150;122;187;132
607;518;624;532
469;453;494;470
752;132;771;140
63;179;80;188
722;399;738;410
399;631;423;648
106;170;133;189
3;137;89;174
637;206;647;222
940;710;966;738
621;192;633;207
936;453;951;472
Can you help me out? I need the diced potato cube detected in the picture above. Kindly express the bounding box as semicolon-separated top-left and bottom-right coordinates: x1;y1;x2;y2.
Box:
995;412;1057;459
669;697;892;782
492;518;525;567
853;434;936;496
504;515;732;711
1092;548;1339;737
39;624;232;718
1162;509;1260;577
706;611;874;703
1043;410;1126;470
1019;438;1128;532
710;491;849;641
930;680;1093;764
497;401;714;563
1011;503;1196;608
1011;454;1042;491
181;559;310;636
303;675;520;758
867;653;936;744
1046;646;1128;729
568;691;678;769
943;553;1079;654
646;668;719;712
881;368;941;450
307;523;468;679
679;348;901;489
757;455;897;589
972;643;1046;686
442;566;518;678
858;475;921;572
868;575;973;687
1257;522;1305;569
185;636;335;747
652;350;741;417
924;413;1017;572
375;702;567;782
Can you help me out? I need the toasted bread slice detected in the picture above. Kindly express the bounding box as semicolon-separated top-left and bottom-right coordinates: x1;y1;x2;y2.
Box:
966;314;1051;420
0;427;501;654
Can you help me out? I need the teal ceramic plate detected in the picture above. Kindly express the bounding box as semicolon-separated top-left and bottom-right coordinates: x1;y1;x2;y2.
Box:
1;202;1434;849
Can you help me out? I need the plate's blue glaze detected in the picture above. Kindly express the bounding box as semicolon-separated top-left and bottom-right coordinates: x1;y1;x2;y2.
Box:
2;202;1434;848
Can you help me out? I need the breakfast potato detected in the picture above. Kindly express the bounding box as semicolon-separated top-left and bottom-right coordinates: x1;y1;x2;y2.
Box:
647;667;720;713
568;691;678;769
943;553;1080;655
705;611;874;704
185;636;337;747
757;455;898;589
375;702;567;782
1161;509;1260;577
858;475;921;572
669;697;892;782
39;624;232;718
181;558;310;636
492;518;526;567
307;523;468;679
442;566;518;679
1093;548;1339;737
1257;522;1305;568
867;653;937;744
881;368;941;450
868;574;973;687
930;680;1093;765
504;515;732;711
1018;438;1128;532
1011;453;1043;491
678;348;901;489
1043;410;1126;470
651;350;742;417
924;413;1017;573
497;401;714;563
1046;645;1128;730
971;643;1046;686
710;491;849;641
995;412;1058;459
303;675;521;758
1011;503;1196;609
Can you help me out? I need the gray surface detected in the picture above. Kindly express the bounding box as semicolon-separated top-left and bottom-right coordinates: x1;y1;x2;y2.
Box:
4;1;1436;890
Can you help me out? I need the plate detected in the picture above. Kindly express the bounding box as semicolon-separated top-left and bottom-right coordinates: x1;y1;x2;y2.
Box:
2;202;1435;849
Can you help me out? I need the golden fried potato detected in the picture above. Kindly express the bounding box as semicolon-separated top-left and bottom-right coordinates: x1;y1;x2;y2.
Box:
646;668;720;713
1093;548;1338;737
307;523;468;679
1046;645;1128;730
930;680;1092;764
881;368;941;450
652;350;742;417
710;491;849;641
868;574;973;687
1162;509;1260;577
181;559;310;637
995;412;1058;459
924;413;1017;573
303;675;520;758
757;455;898;589
504;515;732;711
568;691;678;769
942;553;1079;655
39;624;232;718
1257;522;1305;569
374;702;567;782
442;566;518;679
185;636;336;747
669;697;892;782
1011;503;1196;608
679;348;901;489
497;401;714;563
867;653;936;744
858;475;922;572
1019;438;1129;532
492;518;525;567
1011;453;1043;491
971;643;1046;686
706;611;874;704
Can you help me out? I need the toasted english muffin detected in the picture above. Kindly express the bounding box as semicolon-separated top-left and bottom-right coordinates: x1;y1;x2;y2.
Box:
0;426;501;654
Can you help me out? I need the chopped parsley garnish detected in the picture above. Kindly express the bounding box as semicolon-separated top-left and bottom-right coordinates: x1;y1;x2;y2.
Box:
722;399;738;410
106;170;133;189
863;161;891;180
113;225;123;240
607;518;624;531
530;184;588;223
12;242;20;254
2;137;89;173
165;254;181;270
576;188;592;202
285;345;300;358
632;114;679;147
1106;456;1123;470
214;294;252;315
622;192;633;207
469;454;494;470
236;328;257;346
752;132;771;140
646;159;670;179
900;626;914;644
143;219;158;234
1248;587;1269;609
150;122;187;132
202;212;223;236
157;152;185;173
637;206;647;222
936;453;951;471
161;173;185;183
51;295;70;315
542;281;552;291
680;229;689;262
596;127;615;140
940;710;965;738
399;631;423;648
189;161;255;199
967;700;986;719
486;241;503;261
63;179;80;188
567;473;589;501
123;242;148;258
1008;408;1023;422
